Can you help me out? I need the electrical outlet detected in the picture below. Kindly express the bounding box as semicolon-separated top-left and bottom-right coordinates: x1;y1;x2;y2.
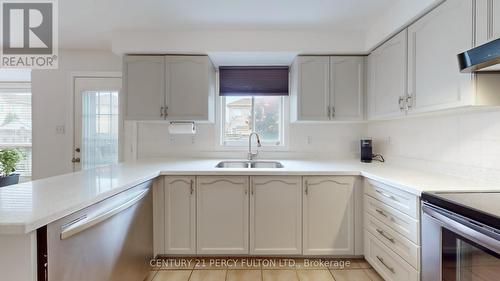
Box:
56;125;65;134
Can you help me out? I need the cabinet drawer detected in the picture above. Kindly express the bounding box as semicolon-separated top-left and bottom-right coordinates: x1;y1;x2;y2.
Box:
364;212;420;269
364;195;419;244
364;230;419;281
365;179;420;219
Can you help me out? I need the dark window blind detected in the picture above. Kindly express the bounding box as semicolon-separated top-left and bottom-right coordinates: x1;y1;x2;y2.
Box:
219;66;289;96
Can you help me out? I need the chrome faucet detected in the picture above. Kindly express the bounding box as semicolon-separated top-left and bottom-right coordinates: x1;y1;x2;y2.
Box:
247;132;262;160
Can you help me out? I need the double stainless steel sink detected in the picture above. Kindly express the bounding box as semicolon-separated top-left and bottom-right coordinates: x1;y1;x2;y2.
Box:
215;160;284;169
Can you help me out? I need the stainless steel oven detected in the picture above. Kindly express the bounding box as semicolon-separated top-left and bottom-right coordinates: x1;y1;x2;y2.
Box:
422;192;500;281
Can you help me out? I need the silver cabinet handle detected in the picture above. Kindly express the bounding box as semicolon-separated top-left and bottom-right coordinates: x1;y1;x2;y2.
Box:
375;189;398;202
377;256;395;274
331;106;335;118
60;189;149;240
305;180;309;195
375;209;388;217
405;95;413;110
190;179;194;195
327;106;331;119
160;106;164;117
164;106;168;117
376;229;395;244
398;96;405;111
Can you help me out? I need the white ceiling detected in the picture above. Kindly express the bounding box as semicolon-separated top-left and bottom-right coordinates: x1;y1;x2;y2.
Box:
60;0;399;50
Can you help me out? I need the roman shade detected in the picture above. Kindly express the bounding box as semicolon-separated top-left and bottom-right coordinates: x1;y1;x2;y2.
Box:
219;66;289;96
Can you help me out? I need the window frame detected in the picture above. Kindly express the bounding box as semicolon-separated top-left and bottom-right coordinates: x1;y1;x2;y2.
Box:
216;94;289;151
0;82;32;179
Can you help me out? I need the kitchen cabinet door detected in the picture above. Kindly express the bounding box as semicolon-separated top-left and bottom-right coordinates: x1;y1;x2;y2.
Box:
123;56;165;120
303;176;355;255
330;56;364;120
250;176;302;255
291;56;330;121
164;176;196;255
475;0;500;46
407;0;474;113
196;176;249;255
367;30;408;120
165;56;215;121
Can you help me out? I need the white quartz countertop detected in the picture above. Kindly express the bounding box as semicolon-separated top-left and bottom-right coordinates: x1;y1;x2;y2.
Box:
1;158;499;234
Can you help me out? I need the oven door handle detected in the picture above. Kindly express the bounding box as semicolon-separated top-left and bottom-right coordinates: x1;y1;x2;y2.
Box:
423;204;500;254
60;189;149;240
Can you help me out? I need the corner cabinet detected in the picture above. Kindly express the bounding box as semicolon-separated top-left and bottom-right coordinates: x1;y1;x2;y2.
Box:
407;0;474;113
250;176;302;255
303;176;355;255
123;55;215;121
164;176;196;255
291;56;365;122
196;176;249;255
367;30;408;120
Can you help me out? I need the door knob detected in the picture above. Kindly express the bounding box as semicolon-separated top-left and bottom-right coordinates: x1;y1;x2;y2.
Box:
71;157;81;163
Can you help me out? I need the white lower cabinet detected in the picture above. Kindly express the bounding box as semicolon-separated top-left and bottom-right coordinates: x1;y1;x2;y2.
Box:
303;176;355;255
365;231;419;281
164;176;196;255
250;176;302;255
196;176;249;255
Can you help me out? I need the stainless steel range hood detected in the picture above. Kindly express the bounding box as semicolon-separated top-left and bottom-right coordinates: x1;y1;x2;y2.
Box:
458;38;500;72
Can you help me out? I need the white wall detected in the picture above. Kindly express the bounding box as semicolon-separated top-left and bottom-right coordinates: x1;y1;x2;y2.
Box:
31;50;122;179
367;109;500;182
112;29;367;55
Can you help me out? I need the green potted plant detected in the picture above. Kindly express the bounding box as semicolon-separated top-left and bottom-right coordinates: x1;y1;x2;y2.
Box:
0;148;23;187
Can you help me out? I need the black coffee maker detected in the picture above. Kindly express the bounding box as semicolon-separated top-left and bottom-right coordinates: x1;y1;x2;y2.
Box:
360;139;373;163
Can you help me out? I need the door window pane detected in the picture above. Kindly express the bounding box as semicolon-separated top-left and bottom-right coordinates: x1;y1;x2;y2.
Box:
82;91;119;169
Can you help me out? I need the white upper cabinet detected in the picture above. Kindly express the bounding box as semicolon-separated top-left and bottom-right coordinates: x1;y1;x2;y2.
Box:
249;176;302;255
330;57;365;121
367;30;408;120
407;0;474;113
196;176;249;255
124;55;215;121
303;176;355;255
291;56;365;122
291;56;330;121
164;176;196;255
165;56;215;121
475;0;500;46
123;56;165;120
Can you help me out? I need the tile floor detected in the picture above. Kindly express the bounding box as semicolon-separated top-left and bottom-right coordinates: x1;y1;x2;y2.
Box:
145;258;384;281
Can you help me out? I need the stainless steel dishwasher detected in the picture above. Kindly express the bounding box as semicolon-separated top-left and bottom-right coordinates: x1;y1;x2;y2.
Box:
37;180;153;281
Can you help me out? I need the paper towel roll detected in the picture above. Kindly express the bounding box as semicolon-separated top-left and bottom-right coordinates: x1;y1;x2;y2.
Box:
168;122;196;134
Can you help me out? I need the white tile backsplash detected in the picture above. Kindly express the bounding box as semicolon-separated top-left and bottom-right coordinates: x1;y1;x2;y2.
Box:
367;109;500;182
135;122;366;160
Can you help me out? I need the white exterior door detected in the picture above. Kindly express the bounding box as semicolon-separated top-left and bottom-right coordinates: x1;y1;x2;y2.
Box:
250;176;302;255
73;77;121;171
303;176;355;255
164;176;196;255
196;176;249;255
